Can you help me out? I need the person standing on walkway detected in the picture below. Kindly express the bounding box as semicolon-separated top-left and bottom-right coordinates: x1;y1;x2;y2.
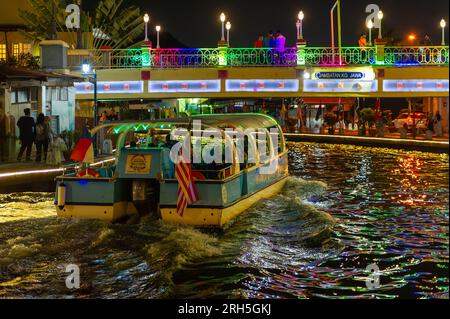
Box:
434;111;442;136
263;31;275;48
16;108;35;161
275;30;286;64
35;113;50;162
254;34;263;48
358;34;367;47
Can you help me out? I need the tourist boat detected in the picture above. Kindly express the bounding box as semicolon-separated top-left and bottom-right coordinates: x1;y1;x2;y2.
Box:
55;114;288;228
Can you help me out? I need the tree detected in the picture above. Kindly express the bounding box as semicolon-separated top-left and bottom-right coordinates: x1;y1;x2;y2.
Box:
18;0;144;51
0;53;40;70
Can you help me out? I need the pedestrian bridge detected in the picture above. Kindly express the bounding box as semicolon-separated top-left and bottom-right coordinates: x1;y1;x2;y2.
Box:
71;46;449;99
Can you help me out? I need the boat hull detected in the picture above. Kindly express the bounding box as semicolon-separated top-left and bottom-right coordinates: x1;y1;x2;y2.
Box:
160;176;287;227
56;201;138;222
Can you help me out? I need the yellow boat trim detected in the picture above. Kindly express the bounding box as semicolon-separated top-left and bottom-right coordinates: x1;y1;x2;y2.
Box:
160;176;287;227
56;201;138;222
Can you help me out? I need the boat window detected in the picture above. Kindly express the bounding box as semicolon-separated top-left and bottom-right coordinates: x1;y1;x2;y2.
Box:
251;130;273;163
269;126;284;154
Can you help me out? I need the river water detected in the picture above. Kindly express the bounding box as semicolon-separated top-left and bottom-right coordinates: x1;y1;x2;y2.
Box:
0;142;448;299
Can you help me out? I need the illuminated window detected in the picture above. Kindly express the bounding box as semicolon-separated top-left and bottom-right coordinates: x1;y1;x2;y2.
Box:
12;43;32;57
0;44;6;60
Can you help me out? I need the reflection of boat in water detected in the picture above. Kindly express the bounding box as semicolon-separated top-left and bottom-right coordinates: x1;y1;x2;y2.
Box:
55;114;288;228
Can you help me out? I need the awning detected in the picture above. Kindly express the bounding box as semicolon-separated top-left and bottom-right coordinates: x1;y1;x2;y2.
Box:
0;65;82;82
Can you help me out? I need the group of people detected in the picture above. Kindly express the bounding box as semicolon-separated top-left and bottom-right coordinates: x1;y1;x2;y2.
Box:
99;110;120;122
254;30;287;50
16;108;66;164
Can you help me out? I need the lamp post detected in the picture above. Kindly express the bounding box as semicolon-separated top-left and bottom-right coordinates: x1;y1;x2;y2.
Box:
220;13;226;41
156;25;161;48
330;0;342;65
367;20;373;46
82;62;97;127
226;22;231;43
144;13;149;41
297;11;304;40
441;19;446;45
377;10;383;39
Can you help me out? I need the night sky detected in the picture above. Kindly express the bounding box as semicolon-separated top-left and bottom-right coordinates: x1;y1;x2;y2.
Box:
86;0;449;47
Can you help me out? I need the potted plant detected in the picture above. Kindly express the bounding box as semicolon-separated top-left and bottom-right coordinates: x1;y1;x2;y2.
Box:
323;112;337;135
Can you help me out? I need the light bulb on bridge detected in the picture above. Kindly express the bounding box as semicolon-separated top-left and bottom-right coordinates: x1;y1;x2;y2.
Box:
440;19;446;45
298;11;304;21
378;10;383;20
156;25;161;32
220;13;226;22
143;13;149;23
226;22;231;30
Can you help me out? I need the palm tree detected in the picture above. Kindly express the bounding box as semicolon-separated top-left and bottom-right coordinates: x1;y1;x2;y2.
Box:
18;0;144;51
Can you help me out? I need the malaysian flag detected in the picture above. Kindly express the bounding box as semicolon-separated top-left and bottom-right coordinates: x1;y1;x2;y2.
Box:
175;140;199;216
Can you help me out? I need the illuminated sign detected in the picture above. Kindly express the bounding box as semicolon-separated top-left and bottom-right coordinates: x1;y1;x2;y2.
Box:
309;67;376;81
383;80;449;92
148;80;221;93
225;79;299;92
315;72;365;79
75;81;144;94
304;80;378;92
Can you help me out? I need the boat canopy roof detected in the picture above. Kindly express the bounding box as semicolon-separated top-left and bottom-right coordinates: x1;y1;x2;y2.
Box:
91;113;280;135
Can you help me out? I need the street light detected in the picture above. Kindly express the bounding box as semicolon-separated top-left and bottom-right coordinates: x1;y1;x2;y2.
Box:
156;25;161;48
220;13;226;41
377;10;383;39
143;13;150;41
225;21;231;43
367;20;373;46
441;19;446;45
81;62;97;127
297;11;304;40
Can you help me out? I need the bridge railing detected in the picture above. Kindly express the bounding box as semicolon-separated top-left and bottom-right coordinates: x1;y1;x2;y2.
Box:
68;46;449;70
304;47;377;65
226;47;298;66
384;46;449;65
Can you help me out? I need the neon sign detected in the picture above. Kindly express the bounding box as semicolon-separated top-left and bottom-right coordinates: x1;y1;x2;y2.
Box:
148;80;221;93
303;80;378;92
225;79;299;92
383;80;449;92
75;81;144;94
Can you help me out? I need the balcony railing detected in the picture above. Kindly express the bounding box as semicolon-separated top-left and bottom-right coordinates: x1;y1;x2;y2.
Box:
67;46;449;70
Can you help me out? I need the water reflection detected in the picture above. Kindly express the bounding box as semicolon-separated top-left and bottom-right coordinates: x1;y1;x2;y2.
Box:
0;143;448;299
